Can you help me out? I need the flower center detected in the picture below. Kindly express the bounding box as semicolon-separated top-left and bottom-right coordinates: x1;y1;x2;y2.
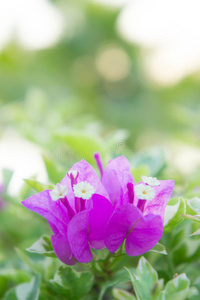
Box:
73;181;95;200
134;183;155;201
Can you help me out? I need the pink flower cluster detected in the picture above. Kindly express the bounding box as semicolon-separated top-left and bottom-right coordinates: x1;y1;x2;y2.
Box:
22;155;174;264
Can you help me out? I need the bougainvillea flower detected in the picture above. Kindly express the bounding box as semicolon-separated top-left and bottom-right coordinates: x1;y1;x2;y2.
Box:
94;154;174;256
95;154;134;208
22;160;113;264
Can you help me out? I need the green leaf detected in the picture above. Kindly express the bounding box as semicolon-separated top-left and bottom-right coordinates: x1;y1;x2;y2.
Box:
181;214;200;223
131;166;150;184
164;198;186;233
112;288;137;300
3;274;40;300
24;179;54;193
98;268;136;300
187;197;200;214
43;154;65;184
125;257;163;300
190;229;200;236
0;276;7;298
26;235;56;258
55;130;107;165
48;266;94;300
148;243;167;255
15;248;39;273
162;273;198;300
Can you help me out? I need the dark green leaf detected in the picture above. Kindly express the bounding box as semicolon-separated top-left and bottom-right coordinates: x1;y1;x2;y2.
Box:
48;266;94;300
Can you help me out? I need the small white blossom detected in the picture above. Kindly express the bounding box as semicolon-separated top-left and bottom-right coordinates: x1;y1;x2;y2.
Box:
50;183;68;201
134;184;155;201
141;176;160;187
67;170;78;179
73;181;95;200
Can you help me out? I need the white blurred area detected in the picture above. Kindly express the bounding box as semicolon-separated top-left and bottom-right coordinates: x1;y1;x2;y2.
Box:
117;0;200;85
0;0;64;51
0;131;47;196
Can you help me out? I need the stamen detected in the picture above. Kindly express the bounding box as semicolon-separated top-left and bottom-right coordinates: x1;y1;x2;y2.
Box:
49;184;75;219
67;170;79;189
137;199;146;213
60;198;75;220
94;152;104;179
135;184;155;213
50;184;68;201
127;182;134;204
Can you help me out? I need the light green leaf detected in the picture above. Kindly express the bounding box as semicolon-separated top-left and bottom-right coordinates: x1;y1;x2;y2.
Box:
164;198;186;233
24;179;54;193
26;235;56;258
125;257;162;300
148;243;167;255
181;214;200;223
55;130;107;165
187;197;200;214
48;266;94;300
112;288;137;300
3;274;40;300
131;166;150;183
190;229;200;236
163;273;198;300
43;154;65;184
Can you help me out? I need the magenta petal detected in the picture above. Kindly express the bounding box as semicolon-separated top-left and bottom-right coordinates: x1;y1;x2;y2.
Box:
51;233;76;265
105;156;132;173
144;180;175;222
102;169;123;207
61;160;108;208
105;204;143;253
88;194;114;249
22;190;69;236
103;156;134;207
48;221;59;234
67;211;93;263
125;214;163;256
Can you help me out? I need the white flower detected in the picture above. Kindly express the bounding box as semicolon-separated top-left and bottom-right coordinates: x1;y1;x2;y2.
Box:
73;181;95;200
134;184;155;201
141;176;160;187
67;170;78;179
49;183;68;201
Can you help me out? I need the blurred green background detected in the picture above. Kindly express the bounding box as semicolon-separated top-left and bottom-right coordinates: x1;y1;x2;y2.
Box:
1;0;200;185
0;0;200;298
